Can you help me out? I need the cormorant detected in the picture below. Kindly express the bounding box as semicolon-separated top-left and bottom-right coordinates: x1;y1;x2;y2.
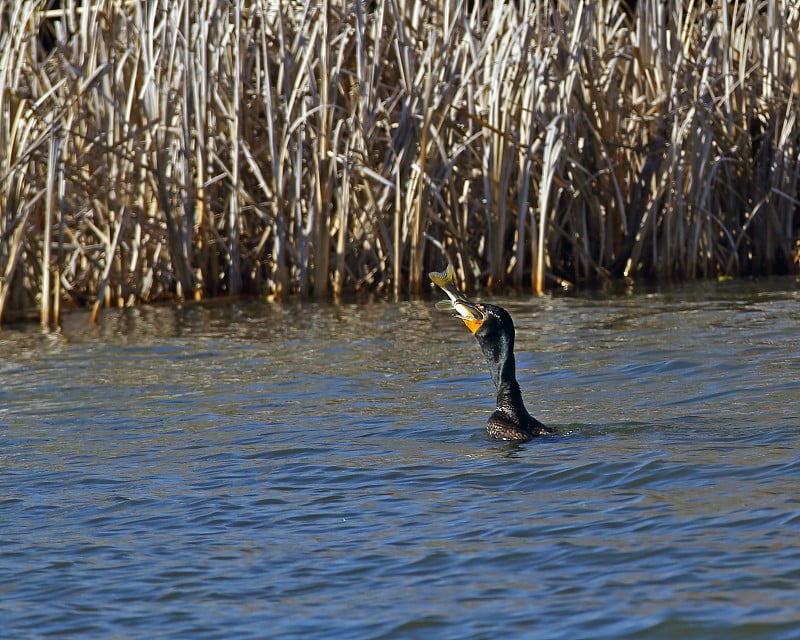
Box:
430;265;554;441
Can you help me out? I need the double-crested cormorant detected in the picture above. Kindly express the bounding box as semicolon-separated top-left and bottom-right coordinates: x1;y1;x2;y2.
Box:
430;265;555;441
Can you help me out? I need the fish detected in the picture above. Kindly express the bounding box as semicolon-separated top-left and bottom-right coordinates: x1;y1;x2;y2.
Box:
428;264;485;330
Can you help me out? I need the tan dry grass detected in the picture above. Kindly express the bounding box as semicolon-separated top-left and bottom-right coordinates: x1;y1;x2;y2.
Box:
1;0;798;325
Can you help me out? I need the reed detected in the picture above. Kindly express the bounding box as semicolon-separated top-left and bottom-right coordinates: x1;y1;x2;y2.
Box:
1;0;798;325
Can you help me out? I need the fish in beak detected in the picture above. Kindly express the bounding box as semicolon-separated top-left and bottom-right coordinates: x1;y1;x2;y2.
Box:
428;264;485;334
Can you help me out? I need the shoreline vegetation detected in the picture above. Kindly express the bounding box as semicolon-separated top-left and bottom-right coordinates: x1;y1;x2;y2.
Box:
1;0;799;327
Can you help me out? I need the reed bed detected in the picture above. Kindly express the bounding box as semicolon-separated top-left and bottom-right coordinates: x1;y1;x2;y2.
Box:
1;0;799;326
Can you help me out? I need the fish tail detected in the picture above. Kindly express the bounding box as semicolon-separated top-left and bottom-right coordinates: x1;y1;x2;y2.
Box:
429;264;475;309
428;264;454;289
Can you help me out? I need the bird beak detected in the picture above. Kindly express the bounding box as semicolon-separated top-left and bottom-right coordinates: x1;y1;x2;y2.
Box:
429;266;485;334
453;300;485;334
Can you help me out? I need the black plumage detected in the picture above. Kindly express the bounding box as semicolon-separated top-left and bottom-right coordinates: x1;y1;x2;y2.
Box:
469;303;554;441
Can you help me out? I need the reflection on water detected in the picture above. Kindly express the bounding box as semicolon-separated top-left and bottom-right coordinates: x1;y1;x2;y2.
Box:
1;278;799;639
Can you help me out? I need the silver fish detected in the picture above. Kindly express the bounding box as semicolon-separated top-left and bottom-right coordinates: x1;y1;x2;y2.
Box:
428;264;485;331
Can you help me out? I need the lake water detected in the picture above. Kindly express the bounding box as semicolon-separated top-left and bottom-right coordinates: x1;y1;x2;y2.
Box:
2;278;799;639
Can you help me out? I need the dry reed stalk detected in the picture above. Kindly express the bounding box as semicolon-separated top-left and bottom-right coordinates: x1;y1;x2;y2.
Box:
409;58;434;295
41;128;57;330
535;118;564;294
228;0;243;295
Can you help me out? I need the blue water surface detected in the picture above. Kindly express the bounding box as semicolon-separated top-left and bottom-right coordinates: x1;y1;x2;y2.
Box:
1;279;799;639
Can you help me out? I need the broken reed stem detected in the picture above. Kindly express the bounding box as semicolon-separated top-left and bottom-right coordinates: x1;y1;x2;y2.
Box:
0;0;798;326
91;208;125;324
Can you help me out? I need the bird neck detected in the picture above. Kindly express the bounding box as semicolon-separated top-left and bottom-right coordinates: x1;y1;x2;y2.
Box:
480;329;534;420
496;374;522;404
494;365;537;426
482;330;518;393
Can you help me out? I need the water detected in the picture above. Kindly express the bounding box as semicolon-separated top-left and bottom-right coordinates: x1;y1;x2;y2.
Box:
1;278;799;639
